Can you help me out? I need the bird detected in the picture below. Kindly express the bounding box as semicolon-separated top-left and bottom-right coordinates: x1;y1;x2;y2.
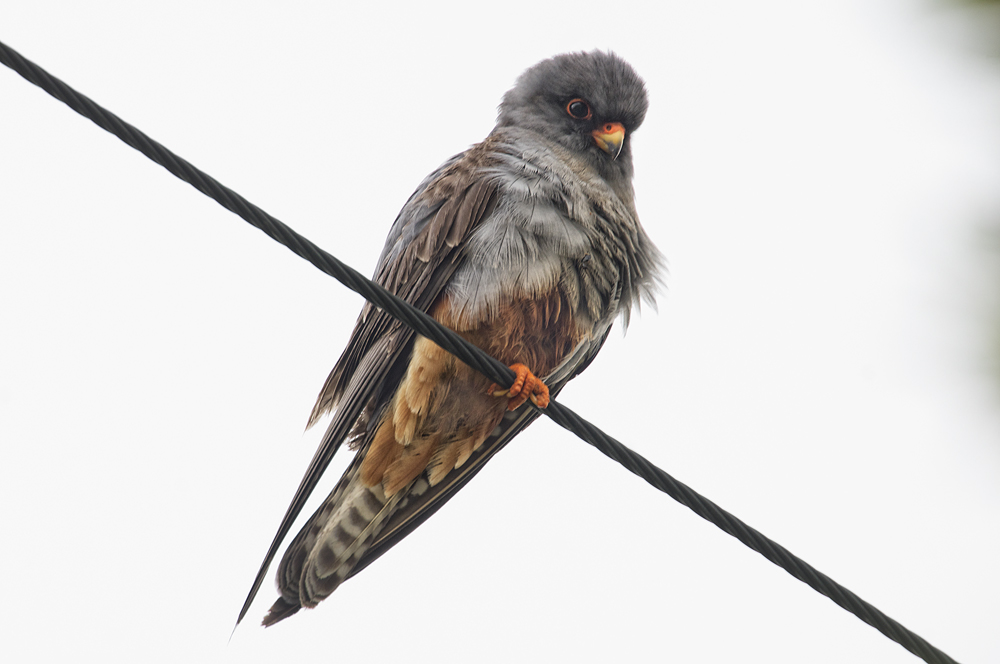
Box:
237;50;664;627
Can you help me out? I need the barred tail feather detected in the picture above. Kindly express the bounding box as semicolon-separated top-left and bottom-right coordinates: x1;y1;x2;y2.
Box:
262;333;610;626
262;463;407;626
299;481;403;606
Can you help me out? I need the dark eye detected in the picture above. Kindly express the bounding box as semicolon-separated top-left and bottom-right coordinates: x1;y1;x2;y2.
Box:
566;98;592;120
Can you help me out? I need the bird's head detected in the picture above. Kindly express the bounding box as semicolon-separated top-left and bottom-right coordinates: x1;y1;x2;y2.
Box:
496;51;648;185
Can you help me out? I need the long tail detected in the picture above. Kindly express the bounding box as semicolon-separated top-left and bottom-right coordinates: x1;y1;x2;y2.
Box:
260;333;609;625
262;459;407;626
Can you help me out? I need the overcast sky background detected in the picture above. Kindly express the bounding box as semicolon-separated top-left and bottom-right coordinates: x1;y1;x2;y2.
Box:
2;2;999;662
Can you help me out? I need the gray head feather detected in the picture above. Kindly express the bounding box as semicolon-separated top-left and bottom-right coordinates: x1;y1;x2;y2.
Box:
496;51;648;185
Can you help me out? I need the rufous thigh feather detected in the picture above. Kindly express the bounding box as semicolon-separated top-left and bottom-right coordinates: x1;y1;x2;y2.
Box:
360;288;584;497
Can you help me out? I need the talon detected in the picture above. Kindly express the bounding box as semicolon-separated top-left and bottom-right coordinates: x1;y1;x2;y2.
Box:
528;391;550;409
488;363;549;411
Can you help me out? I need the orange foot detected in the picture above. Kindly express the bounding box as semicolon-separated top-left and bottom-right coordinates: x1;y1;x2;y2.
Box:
487;363;550;411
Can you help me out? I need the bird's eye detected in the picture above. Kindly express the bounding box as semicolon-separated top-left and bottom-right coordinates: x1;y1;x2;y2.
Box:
566;98;592;120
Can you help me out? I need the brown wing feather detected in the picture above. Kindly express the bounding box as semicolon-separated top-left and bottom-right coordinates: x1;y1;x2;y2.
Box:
237;143;500;626
307;171;497;427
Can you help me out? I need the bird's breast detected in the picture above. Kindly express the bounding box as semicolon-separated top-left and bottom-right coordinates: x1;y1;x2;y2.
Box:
443;183;620;334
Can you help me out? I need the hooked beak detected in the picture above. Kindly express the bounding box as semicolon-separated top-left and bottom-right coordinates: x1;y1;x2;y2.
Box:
592;121;625;160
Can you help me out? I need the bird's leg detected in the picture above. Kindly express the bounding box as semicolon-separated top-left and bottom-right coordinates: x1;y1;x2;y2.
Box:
487;363;550;410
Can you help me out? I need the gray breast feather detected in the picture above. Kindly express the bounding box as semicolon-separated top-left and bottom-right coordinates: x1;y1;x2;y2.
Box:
446;195;589;323
382;127;662;332
447;129;641;325
444;133;618;326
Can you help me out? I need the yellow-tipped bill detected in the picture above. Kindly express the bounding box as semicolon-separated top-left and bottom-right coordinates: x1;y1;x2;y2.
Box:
592;121;625;159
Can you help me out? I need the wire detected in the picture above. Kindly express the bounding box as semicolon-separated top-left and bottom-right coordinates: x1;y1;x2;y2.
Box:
0;39;961;664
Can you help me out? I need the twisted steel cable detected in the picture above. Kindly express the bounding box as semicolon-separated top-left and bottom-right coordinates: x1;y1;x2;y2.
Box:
0;39;960;664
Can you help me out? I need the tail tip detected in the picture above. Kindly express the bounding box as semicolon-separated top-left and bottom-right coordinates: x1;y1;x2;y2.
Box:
262;597;302;627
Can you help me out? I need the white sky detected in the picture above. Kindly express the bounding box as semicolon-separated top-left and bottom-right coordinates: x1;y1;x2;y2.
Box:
1;2;998;663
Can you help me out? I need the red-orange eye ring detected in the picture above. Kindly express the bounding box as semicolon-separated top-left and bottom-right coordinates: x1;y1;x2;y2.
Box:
566;98;592;120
